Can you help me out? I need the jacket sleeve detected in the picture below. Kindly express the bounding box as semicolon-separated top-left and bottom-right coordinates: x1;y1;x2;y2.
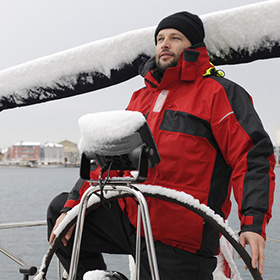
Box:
62;162;122;212
210;77;275;240
62;177;91;212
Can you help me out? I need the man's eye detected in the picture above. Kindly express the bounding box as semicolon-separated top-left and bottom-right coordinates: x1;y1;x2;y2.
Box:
157;38;164;42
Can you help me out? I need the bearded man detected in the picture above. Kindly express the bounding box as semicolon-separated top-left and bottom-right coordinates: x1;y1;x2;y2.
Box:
48;11;275;280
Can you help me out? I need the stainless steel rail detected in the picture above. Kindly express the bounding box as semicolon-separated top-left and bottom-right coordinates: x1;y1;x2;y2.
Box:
0;244;37;279
0;245;28;267
0;221;46;279
67;184;160;280
0;220;47;229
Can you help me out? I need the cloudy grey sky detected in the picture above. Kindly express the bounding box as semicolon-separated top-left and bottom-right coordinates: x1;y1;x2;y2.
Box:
0;0;279;149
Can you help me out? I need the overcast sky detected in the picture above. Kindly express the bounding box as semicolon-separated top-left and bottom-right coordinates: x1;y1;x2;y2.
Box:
0;0;279;149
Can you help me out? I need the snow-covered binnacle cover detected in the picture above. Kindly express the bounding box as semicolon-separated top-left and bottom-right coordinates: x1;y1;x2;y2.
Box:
78;110;146;155
83;270;111;280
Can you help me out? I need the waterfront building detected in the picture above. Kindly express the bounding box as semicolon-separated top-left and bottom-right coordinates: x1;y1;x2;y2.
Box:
43;142;64;165
6;141;41;166
58;140;80;166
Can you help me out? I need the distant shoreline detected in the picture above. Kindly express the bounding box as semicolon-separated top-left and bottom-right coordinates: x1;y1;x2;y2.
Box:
0;164;79;168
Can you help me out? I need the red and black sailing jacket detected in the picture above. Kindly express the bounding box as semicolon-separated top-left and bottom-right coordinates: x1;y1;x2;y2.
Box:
64;43;275;256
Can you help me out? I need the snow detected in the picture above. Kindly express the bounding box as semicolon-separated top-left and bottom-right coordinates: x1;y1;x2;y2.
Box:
202;0;280;60
0;26;154;99
78;110;146;154
129;255;136;280
217;236;242;280
83;270;110;280
44;142;63;148
34;254;47;280
13;141;41;146
0;1;279;104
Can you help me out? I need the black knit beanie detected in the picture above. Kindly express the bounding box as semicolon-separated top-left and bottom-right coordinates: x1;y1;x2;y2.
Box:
154;11;205;45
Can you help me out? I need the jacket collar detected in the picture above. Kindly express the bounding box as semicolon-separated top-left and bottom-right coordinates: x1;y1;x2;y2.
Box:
139;43;212;89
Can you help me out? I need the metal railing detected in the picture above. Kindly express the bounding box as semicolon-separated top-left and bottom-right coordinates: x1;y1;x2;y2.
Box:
1;205;280;279
0;221;46;280
68;184;160;280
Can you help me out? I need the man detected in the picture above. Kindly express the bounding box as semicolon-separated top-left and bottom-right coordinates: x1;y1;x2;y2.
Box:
48;11;275;279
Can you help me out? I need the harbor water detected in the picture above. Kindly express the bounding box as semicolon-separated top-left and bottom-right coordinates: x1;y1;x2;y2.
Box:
0;167;279;279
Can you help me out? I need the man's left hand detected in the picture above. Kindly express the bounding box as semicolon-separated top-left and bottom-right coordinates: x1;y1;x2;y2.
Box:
239;231;265;275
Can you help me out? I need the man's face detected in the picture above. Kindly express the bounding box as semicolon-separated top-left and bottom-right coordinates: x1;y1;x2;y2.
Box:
155;28;192;74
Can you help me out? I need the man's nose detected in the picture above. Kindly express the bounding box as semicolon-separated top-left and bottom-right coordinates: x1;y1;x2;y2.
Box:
161;39;171;49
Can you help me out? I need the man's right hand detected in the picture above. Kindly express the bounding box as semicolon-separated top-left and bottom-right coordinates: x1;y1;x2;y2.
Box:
49;212;76;246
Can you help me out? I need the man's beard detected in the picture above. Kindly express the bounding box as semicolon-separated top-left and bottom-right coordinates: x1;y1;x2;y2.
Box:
156;57;178;75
